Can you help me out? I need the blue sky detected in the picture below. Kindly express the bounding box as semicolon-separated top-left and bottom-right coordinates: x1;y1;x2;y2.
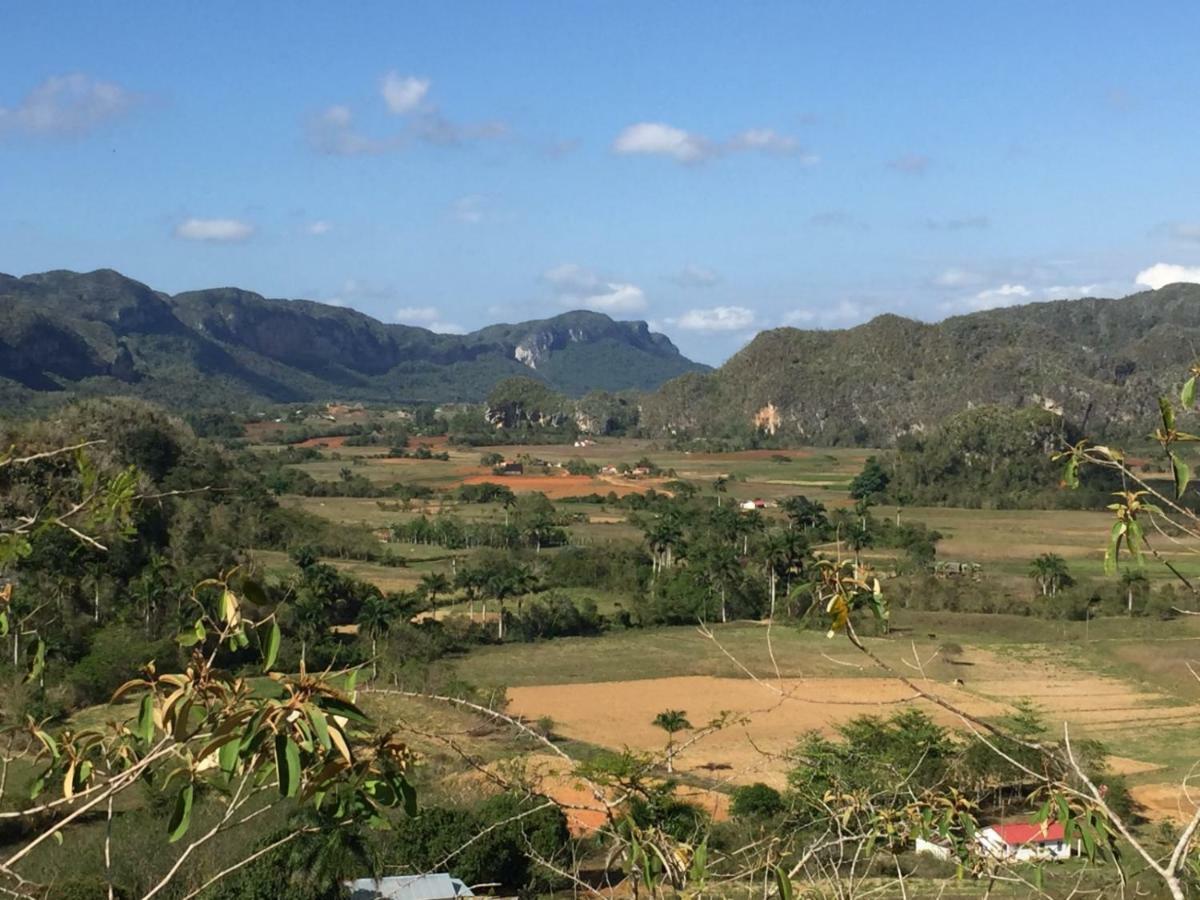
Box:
3;2;1200;363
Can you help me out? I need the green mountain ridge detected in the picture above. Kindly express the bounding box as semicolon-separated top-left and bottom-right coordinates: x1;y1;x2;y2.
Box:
639;283;1200;445
0;269;707;410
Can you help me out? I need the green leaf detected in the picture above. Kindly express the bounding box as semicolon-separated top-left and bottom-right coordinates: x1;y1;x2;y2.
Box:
773;865;794;900
316;696;371;725
1183;376;1196;410
1063;455;1079;489
261;620;280;673
24;638;45;685
218;736;240;777
689;837;708;886
135;693;155;743
1127;519;1146;568
167;783;194;843
1105;521;1126;576
308;707;331;751
275;734;301;798
1172;452;1192;499
1160;397;1177;433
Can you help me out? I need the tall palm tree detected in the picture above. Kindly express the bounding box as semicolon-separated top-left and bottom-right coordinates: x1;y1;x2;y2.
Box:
1120;568;1150;615
418;571;452;610
357;595;394;680
712;476;729;507
652;709;693;774
760;529;794;619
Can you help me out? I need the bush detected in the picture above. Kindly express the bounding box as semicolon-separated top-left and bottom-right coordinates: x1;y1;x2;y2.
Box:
730;782;785;820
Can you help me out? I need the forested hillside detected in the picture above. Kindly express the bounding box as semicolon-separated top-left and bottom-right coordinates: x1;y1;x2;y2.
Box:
0;269;705;411
640;283;1200;445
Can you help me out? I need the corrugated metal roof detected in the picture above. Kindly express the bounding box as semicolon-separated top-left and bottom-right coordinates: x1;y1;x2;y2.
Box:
344;874;474;900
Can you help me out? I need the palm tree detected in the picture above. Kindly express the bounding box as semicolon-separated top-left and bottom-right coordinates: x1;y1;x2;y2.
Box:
418;571;452;610
357;595;394;680
652;709;693;773
1120;568;1150;615
712;476;729;507
1028;553;1071;597
760;529;794;619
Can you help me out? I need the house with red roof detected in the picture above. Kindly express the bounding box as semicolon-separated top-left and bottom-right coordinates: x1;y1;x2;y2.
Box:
977;821;1071;861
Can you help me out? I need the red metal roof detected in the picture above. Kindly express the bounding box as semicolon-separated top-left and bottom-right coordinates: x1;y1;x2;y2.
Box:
989;822;1066;845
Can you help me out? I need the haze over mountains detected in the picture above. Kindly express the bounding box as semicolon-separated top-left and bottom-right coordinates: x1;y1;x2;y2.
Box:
2;267;1197;444
0;269;706;409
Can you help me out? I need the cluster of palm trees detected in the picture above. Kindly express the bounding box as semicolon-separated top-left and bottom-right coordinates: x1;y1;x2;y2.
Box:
638;495;821;622
1027;553;1072;597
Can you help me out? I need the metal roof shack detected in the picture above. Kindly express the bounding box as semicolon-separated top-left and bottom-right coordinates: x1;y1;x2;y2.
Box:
345;874;475;900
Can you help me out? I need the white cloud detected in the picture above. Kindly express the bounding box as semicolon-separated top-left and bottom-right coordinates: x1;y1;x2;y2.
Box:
729;128;796;154
613;122;812;165
306;220;332;235
953;283;1031;313
934;267;984;288
0;73;136;137
381;72;430;114
613;122;710;163
1135;262;1200;290
783;299;872;328
543;263;647;312
394;305;464;334
1042;284;1098;298
671;264;721;288
675;306;755;331
173;218;254;243
307;105;391;155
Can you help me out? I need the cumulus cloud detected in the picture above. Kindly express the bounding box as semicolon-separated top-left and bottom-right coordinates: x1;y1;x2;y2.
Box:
613;122;710;163
308;74;507;155
543;263;647;313
381;72;430;114
306;220;332;235
393;305;464;334
674;306;755;331
0;73;137;137
1135;263;1200;290
946;283;1032;313
671;264;721;288
173;218;255;243
612;122;813;165
783;298;873;328
888;153;931;174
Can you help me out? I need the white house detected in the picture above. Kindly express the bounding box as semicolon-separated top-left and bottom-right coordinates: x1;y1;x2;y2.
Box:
977;822;1070;861
914;836;953;860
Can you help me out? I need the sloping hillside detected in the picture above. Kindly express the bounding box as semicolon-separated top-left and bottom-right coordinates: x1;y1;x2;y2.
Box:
640;284;1200;445
0;269;706;410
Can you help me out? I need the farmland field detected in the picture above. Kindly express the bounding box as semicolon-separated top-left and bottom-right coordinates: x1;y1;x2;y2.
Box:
268;434;1200;836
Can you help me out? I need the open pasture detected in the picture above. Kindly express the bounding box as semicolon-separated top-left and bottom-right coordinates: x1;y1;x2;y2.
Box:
902;506;1200;580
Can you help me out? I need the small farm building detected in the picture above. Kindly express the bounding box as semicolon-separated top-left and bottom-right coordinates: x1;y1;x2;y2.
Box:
977;822;1070;861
